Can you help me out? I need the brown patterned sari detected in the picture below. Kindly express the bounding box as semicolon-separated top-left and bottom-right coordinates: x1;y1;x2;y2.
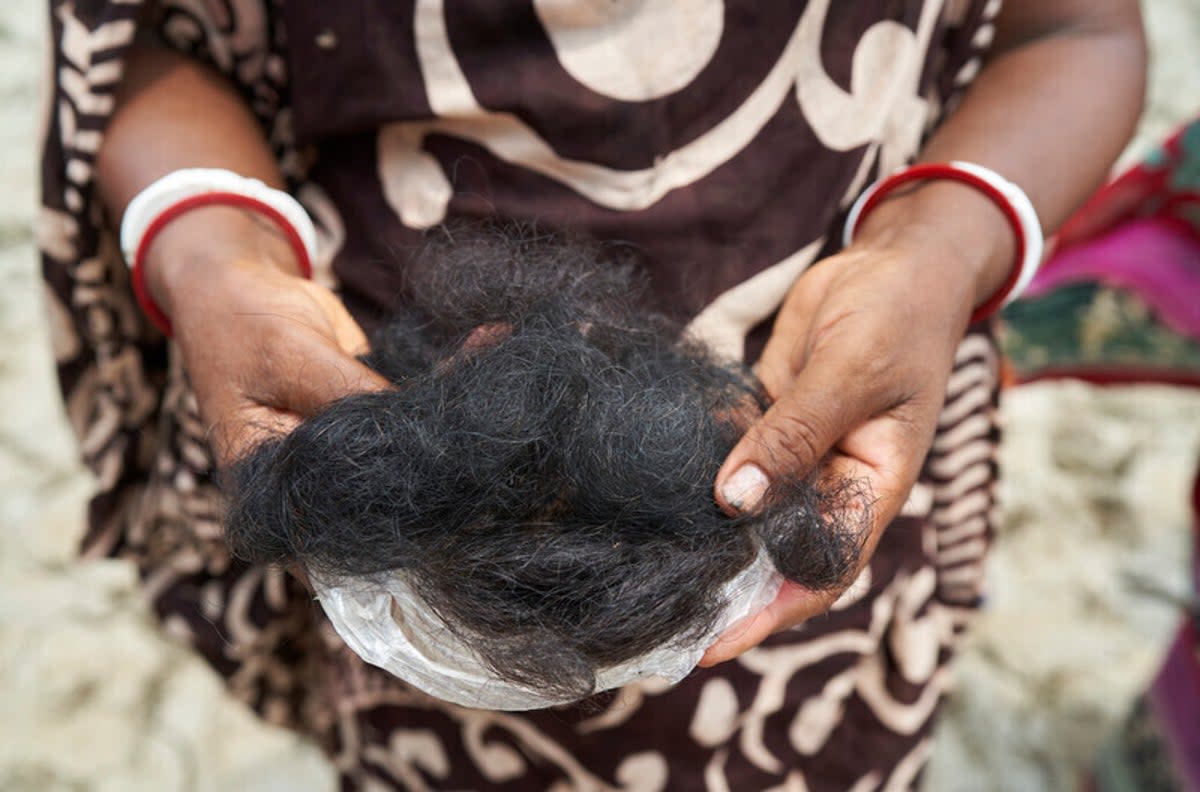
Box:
41;1;1003;789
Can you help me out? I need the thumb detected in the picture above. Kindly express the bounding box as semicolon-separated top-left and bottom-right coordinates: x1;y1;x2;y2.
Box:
715;350;880;513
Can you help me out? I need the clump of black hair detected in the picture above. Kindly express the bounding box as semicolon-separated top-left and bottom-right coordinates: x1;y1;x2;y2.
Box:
222;224;870;704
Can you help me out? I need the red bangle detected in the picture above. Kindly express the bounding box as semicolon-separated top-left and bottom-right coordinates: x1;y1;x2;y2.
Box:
844;163;1040;324
131;192;314;337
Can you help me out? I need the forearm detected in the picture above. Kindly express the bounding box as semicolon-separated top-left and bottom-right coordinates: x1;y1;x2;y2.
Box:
95;43;298;317
857;0;1146;308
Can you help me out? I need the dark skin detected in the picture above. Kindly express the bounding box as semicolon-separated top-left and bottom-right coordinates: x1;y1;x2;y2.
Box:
97;46;390;461
95;0;1146;664
703;0;1146;663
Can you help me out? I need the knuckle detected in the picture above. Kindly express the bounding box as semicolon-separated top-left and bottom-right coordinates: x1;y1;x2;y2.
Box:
859;348;896;381
769;409;828;470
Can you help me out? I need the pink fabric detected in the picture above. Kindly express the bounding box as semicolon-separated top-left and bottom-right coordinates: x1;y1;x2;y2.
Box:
1028;217;1200;341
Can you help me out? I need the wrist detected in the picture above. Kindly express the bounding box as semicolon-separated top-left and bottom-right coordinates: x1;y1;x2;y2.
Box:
144;205;304;321
852;179;1017;312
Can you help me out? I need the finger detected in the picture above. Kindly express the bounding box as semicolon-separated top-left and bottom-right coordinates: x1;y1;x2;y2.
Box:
715;345;891;513
260;340;391;418
750;331;811;404
208;402;302;466
749;358;789;402
302;281;372;356
696;602;777;668
331;314;371;357
837;406;935;503
436;322;514;374
750;272;829;399
697;581;836;667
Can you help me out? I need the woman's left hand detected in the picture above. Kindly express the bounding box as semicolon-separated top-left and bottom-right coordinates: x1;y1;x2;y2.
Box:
700;205;988;667
696;0;1145;666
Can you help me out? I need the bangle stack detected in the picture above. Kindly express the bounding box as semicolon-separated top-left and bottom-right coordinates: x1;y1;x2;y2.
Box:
119;168;319;336
842;161;1044;323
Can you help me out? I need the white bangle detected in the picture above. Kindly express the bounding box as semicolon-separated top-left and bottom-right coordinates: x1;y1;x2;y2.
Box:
119;168;318;270
843;161;1044;319
119;168;320;335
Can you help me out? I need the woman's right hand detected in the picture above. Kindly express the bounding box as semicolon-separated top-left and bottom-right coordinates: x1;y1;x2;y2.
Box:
145;206;389;466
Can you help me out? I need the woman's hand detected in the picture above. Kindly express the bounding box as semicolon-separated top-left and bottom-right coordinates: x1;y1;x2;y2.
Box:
701;0;1145;665
93;45;388;466
146;206;389;466
701;183;1008;666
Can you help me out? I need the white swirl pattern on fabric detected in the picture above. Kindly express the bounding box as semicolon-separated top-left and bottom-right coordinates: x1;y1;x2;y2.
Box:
533;0;724;101
381;0;939;226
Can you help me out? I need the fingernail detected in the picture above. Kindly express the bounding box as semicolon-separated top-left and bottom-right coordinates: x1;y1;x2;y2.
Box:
722;464;769;512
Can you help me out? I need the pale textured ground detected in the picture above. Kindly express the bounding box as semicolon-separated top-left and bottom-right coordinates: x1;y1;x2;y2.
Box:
924;385;1200;791
926;3;1200;788
1;2;1198;791
0;4;333;791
